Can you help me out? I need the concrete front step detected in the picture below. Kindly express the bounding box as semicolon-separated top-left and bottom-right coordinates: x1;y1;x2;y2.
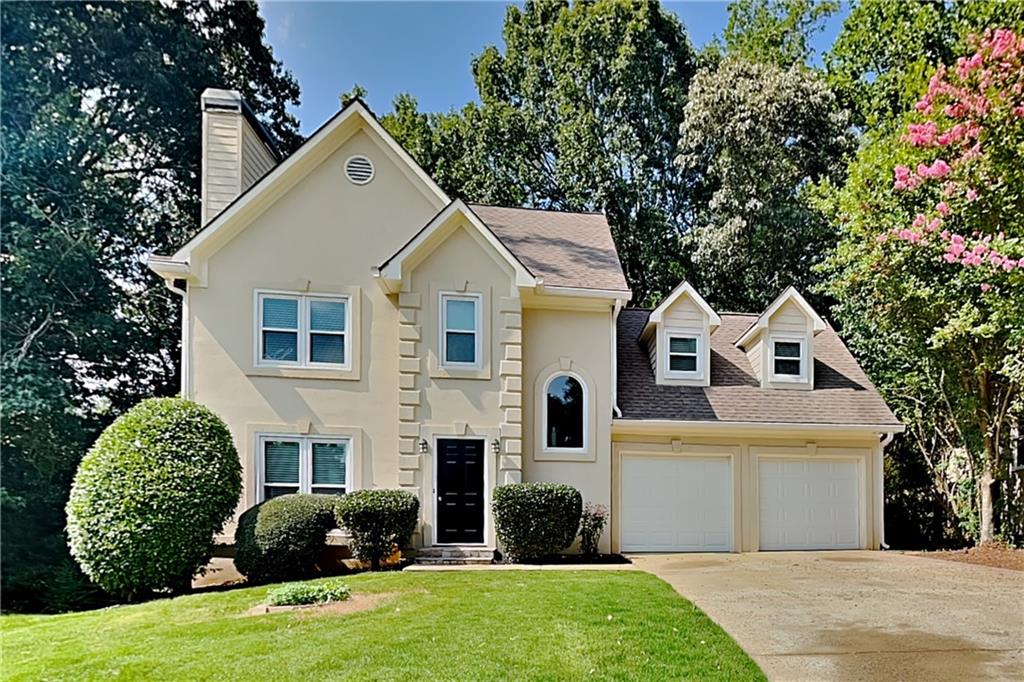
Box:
411;547;496;565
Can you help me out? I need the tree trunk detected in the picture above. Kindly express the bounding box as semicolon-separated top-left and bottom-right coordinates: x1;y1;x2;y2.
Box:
979;471;996;544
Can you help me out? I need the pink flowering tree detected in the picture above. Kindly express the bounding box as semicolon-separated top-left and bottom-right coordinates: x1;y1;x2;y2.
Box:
822;29;1023;544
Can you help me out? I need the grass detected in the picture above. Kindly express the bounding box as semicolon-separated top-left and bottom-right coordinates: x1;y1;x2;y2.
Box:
1;570;764;681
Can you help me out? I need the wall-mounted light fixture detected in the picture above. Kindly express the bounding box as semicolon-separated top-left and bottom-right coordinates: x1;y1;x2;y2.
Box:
419;438;429;454
491;438;501;456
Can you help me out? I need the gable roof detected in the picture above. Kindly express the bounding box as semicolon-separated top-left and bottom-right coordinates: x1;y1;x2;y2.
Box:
376;200;538;290
469;204;630;293
617;309;902;429
645;280;721;335
148;98;450;285
735;286;827;349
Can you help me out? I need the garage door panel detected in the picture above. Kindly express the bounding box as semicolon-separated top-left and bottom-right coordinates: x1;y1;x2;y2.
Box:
759;458;861;551
620;456;733;552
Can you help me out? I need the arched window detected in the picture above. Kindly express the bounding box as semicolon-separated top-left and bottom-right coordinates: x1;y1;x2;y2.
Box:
545;374;585;450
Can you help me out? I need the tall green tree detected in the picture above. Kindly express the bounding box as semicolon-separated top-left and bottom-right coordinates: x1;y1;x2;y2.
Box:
0;0;300;612
714;0;839;67
372;0;698;304
675;59;853;310
826;0;1024;128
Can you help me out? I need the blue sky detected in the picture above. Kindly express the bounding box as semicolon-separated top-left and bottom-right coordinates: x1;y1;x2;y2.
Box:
259;1;849;135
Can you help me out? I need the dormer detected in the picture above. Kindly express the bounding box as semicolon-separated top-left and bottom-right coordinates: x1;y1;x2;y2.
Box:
641;281;721;387
735;287;826;391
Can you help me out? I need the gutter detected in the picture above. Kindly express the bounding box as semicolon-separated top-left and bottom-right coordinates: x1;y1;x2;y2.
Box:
611;299;623;418
613;418;906;436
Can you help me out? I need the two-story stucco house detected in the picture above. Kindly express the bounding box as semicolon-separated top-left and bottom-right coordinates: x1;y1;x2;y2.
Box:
146;89;903;556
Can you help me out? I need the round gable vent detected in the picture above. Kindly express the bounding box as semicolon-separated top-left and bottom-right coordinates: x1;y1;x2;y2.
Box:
344;155;374;185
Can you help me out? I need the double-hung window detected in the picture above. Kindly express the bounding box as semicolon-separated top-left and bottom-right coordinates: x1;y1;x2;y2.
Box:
666;333;699;376
441;293;481;367
771;338;805;380
259;435;350;501
257;292;349;368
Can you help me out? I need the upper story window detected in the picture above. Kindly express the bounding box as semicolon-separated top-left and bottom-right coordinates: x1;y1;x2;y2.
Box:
259;434;350;501
441;292;481;367
771;337;806;381
545;373;585;451
666;333;699;376
257;291;349;368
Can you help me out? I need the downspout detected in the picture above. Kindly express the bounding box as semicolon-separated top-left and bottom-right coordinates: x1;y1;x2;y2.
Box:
611;299;623;418
878;431;895;549
165;279;190;399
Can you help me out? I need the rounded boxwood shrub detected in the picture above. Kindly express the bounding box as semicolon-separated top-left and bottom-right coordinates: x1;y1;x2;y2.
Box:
233;494;338;584
492;483;582;562
66;398;241;598
334;489;419;570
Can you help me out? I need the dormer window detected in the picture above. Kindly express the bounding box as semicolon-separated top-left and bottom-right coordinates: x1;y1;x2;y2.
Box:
666;333;700;376
771;337;806;381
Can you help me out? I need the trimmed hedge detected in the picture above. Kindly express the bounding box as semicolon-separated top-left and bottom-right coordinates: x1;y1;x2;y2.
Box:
334;489;419;570
492;483;582;562
66;398;241;598
234;494;337;584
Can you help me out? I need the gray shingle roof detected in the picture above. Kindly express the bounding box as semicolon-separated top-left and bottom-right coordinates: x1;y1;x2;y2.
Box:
616;309;901;427
470;204;629;292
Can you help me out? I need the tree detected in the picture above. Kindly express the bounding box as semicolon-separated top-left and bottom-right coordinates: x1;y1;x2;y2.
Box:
1;0;300;612
676;59;853;311
715;0;839;67
370;0;697;304
820;30;1024;543
826;0;1024;128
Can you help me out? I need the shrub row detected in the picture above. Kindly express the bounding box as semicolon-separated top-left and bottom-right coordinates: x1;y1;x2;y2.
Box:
491;483;582;561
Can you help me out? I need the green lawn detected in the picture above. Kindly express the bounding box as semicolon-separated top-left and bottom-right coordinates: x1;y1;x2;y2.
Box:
1;570;763;681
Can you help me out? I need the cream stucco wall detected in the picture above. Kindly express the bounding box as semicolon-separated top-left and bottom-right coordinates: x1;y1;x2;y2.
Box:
188;129;440;531
522;307;615;553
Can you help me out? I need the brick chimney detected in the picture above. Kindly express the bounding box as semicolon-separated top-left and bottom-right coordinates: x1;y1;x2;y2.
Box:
200;88;281;224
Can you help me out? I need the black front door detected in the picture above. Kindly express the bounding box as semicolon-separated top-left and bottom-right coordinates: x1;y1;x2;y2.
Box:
436;438;485;544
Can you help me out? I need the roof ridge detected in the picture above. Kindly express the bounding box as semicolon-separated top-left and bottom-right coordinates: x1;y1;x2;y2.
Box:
469;202;605;217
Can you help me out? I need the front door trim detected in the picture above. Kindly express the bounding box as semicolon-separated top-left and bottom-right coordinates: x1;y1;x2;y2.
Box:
431;434;489;547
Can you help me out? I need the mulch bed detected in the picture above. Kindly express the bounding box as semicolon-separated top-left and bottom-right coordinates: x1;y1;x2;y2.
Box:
505;553;631;566
246;592;396;618
912;543;1024;571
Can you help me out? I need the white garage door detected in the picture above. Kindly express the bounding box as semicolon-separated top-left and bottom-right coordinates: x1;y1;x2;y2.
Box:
620;456;733;552
759;458;861;550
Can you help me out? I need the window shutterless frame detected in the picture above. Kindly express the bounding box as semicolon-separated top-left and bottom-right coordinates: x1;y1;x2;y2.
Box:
663;328;703;379
256;434;352;503
254;290;350;370
439;292;482;368
769;335;807;382
541;371;588;453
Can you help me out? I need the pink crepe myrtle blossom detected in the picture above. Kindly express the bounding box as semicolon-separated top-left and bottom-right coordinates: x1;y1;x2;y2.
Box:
966;188;978;201
935;201;950;216
980;283;992;292
927;218;942;232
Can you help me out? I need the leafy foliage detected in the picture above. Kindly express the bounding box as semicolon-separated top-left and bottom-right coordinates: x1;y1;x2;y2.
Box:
677;58;853;310
334;489;419;571
374;0;698;304
578;502;608;557
492;483;582;562
0;1;300;612
265;579;351;606
233;494;338;585
714;0;839;67
819;30;1023;543
825;0;1024;128
65;398;241;598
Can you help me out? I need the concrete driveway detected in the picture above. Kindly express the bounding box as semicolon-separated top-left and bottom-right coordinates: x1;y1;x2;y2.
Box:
630;551;1023;682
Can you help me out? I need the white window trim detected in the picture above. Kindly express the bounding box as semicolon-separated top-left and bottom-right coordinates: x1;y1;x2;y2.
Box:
255;290;351;370
542;371;588;454
256;433;352;502
663;327;705;380
769;335;808;383
439;291;482;369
